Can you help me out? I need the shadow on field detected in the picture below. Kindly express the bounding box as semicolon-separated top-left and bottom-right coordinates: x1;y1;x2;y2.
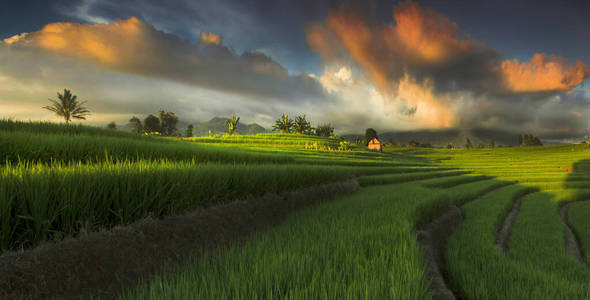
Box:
0;180;359;299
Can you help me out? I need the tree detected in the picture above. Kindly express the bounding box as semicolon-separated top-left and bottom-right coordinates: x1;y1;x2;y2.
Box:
107;121;116;130
158;110;179;136
225;113;240;135
294;115;312;134
273;114;294;134
477;143;484;149
315;123;334;137
465;138;473;149
185;124;194;137
43;89;90;123
364;128;378;145
518;134;523;146
489;140;495;148
129;116;143;134
143;114;160;134
533;137;543;146
447;143;454;149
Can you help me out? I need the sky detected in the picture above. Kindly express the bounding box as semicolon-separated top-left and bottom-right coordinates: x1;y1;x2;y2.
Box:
1;0;590;138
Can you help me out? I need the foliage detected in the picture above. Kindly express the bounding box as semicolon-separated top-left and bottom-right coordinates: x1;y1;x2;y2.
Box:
129;117;143;134
225;113;240;136
272;114;294;134
294;115;312;134
107;121;116;130
185;124;194;138
158;110;179;136
143;114;160;134
518;133;543;146
42;89;90;123
464;138;473;149
315;123;334;137
364;128;378;145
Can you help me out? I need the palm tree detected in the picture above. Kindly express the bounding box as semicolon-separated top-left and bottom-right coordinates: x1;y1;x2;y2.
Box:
294;115;312;134
272;114;294;134
226;113;240;135
43;89;90;123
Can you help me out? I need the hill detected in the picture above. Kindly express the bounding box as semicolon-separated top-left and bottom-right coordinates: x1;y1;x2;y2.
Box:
341;128;520;147
193;117;266;136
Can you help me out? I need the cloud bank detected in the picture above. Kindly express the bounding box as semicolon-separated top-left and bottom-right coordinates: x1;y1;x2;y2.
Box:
3;17;326;102
306;1;590;134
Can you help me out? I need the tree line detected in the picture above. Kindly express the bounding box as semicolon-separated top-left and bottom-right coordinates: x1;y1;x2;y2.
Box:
518;134;543;146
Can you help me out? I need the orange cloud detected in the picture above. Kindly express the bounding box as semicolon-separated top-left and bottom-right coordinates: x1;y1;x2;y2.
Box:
307;1;589;101
501;53;590;93
199;32;222;45
3;17;324;101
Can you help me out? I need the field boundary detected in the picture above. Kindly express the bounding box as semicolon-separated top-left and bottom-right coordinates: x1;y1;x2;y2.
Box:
559;202;584;262
0;179;359;299
417;184;513;300
495;194;527;252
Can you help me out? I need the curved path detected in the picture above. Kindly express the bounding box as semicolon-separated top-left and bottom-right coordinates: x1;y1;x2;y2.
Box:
495;194;527;252
559;202;584;262
416;182;513;300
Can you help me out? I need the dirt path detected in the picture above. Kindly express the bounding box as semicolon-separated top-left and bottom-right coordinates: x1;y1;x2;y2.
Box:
559;202;584;262
0;180;359;299
417;185;511;300
495;195;526;252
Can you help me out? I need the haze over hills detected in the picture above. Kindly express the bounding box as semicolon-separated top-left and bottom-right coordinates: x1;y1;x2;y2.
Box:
193;117;266;136
342;128;560;147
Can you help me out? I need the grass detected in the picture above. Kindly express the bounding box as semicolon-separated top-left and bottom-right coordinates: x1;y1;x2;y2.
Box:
121;177;508;299
5;120;590;298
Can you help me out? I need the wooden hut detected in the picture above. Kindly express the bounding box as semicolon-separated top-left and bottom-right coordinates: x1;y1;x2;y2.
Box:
367;137;382;152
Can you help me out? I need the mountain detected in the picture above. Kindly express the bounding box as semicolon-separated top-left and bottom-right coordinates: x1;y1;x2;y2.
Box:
341;128;521;147
193;117;266;136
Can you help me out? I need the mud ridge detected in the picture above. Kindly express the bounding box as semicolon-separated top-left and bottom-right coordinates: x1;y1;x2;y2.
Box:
559;202;584;262
0;179;360;299
417;186;510;300
495;195;526;252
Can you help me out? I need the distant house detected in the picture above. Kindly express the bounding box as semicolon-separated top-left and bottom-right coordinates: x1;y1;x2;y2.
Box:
367;137;382;152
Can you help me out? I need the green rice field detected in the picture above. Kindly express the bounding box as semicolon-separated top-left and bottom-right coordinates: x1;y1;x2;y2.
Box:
3;120;590;299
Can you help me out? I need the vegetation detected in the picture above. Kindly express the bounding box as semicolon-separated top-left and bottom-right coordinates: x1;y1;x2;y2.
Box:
364;128;378;144
293;115;312;134
42;89;90;123
518;133;543;146
225;113;240;135
272;114;294;134
315;123;334;137
107;121;117;130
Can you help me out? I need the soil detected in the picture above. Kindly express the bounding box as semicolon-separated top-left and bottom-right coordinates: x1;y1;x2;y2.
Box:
559;202;584;262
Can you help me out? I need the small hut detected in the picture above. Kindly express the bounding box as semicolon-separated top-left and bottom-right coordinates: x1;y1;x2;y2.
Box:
367;137;382;152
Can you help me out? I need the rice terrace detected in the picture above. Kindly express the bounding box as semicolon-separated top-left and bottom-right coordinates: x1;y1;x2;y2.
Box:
2;0;590;299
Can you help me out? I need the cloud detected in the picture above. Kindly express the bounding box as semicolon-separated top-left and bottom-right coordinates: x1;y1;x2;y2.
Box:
3;17;327;102
501;53;590;93
306;1;589;97
305;1;590;136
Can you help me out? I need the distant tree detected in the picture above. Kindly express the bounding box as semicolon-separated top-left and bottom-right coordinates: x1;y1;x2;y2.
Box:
409;140;419;147
518;134;523;146
143;114;160;134
294;115;312;134
43;89;90;123
273;114;294;134
107;121;116;130
477;143;484;149
158;110;179;136
364;128;378;145
225;113;240;135
489;140;495;148
447;143;454;149
465;138;473;149
315;123;334;137
129;116;143;133
185;124;194;137
533;136;543;146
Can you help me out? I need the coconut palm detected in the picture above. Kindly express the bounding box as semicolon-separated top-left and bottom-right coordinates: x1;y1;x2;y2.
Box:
272;114;294;134
43;89;90;123
226;113;240;135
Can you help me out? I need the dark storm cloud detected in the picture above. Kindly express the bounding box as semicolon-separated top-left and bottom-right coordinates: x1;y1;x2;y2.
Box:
2;17;327;102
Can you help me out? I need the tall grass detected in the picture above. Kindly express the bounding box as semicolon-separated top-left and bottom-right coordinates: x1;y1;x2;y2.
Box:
0;119;140;138
0;161;359;251
0;131;295;165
